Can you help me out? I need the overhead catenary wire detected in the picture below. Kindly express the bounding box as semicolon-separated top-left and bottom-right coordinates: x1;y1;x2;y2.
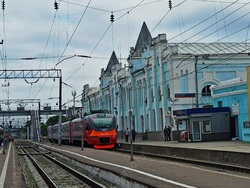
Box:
56;0;92;65
2;0;250;111
30;0;173;102
65;0;146;82
32;2;60;99
34;0;92;99
167;0;240;42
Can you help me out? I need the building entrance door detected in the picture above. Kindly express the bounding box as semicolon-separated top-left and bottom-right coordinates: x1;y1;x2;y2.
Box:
192;121;201;141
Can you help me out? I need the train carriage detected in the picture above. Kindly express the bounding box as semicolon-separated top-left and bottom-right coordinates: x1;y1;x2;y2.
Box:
71;118;82;144
47;111;117;149
82;112;117;149
61;121;70;144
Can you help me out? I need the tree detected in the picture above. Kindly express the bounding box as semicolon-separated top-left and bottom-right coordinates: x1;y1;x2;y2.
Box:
46;115;68;126
40;122;47;136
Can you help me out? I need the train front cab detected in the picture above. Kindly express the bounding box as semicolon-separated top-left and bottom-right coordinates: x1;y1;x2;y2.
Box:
83;113;117;149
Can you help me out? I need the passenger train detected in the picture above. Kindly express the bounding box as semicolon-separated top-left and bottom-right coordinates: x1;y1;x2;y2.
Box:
47;111;117;149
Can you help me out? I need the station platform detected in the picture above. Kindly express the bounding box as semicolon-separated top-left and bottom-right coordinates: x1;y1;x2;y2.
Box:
117;138;250;168
118;138;250;153
0;142;26;188
0;139;250;187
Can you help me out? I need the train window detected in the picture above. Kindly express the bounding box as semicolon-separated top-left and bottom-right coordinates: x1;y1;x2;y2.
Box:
97;114;106;117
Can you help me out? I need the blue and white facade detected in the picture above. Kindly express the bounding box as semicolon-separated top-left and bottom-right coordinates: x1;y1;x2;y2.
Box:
82;22;250;141
211;78;248;141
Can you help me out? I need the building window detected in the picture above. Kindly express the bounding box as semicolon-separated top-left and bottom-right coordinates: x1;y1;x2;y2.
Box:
166;85;170;98
158;86;161;100
156;56;159;67
202;120;211;134
160;108;163;130
218;101;222;107
201;85;211;96
181;70;188;93
151;89;154;102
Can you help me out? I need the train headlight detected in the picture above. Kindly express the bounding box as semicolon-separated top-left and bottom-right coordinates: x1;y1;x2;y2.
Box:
111;135;116;139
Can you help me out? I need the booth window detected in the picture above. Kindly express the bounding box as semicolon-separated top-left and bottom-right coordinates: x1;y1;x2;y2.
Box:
202;120;211;134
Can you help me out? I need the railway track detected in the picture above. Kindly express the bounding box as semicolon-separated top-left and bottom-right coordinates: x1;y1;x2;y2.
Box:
16;141;107;188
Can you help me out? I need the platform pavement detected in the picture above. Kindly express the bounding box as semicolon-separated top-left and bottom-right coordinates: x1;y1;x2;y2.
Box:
117;137;250;153
0;138;249;188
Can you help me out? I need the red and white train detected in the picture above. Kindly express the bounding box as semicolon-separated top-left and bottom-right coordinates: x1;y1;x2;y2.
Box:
47;112;117;149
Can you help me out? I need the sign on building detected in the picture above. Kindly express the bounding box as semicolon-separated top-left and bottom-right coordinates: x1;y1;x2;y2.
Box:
232;103;239;116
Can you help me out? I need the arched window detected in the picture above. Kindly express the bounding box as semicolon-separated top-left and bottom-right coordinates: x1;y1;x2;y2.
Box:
202;85;211;96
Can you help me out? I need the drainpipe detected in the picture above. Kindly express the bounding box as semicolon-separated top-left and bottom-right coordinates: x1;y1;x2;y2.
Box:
195;55;199;108
118;77;127;132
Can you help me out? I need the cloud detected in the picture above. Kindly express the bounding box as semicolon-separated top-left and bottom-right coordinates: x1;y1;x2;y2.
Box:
1;0;250;116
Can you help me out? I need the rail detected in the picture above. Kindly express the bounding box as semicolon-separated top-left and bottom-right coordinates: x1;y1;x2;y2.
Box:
16;140;106;188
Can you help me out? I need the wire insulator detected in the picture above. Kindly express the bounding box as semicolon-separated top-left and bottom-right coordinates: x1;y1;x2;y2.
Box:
54;1;58;10
2;0;5;10
110;13;114;23
169;0;172;10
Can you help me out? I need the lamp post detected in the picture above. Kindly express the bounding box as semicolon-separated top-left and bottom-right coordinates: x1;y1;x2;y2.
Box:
129;109;134;161
72;91;76;117
55;55;90;111
128;48;135;161
81;121;84;151
55;54;90;111
58;111;62;146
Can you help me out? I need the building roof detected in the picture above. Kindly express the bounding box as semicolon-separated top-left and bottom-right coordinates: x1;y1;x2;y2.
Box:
134;22;152;53
173;107;230;116
169;42;250;55
104;51;119;74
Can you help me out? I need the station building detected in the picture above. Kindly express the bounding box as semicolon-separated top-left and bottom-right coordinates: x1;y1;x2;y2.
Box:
81;22;250;142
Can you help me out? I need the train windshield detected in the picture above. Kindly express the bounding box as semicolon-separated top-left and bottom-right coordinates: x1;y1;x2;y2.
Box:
91;117;113;129
86;113;115;130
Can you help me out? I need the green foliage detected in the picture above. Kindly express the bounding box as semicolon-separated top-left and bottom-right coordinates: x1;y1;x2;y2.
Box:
46;115;68;126
25;120;31;128
41;122;47;136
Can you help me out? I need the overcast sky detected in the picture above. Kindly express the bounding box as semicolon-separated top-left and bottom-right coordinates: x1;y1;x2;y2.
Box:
0;0;250;118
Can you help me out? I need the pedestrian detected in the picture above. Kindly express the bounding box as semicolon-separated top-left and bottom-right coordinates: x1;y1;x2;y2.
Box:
164;126;168;141
124;128;130;142
4;136;8;149
132;129;137;142
167;126;172;141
